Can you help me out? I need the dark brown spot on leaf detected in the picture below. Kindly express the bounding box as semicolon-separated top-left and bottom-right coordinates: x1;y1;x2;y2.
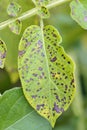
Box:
50;57;57;62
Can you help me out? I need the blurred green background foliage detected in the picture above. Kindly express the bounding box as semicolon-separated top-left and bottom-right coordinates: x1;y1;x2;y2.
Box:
0;0;87;130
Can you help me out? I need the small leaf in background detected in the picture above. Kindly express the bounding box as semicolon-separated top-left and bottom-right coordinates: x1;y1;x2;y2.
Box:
0;88;52;130
18;25;76;127
9;20;22;35
70;0;87;29
37;6;50;19
0;39;7;68
7;2;22;17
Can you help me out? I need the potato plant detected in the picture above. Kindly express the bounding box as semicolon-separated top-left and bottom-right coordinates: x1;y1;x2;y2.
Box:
0;0;87;130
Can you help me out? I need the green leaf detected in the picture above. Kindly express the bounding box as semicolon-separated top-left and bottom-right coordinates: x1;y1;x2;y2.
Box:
70;0;87;29
7;2;22;17
9;20;22;35
37;6;50;19
32;0;50;19
0;39;7;68
18;25;76;127
0;87;52;130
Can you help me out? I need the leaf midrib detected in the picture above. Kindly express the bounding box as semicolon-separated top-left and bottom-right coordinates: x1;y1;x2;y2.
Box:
40;25;53;123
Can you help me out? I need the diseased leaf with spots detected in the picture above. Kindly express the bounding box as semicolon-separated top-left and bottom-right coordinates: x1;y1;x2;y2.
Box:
0;39;7;68
9;20;22;35
7;2;22;17
18;25;76;127
70;0;87;29
37;6;50;19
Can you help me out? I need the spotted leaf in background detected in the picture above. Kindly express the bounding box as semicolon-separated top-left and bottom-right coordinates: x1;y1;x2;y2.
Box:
18;25;76;127
0;39;7;68
7;2;22;17
9;20;22;35
38;6;50;19
32;0;50;19
70;0;87;29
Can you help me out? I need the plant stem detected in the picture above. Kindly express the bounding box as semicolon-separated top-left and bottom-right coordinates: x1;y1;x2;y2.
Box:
0;8;37;30
40;18;44;29
47;0;70;9
0;0;71;30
